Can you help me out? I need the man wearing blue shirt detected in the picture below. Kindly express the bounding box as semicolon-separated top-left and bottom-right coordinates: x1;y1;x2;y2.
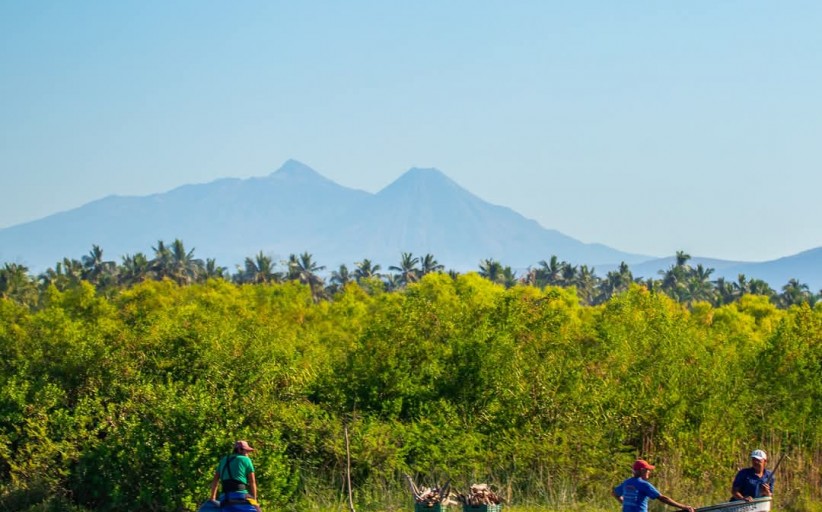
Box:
613;459;694;512
731;449;774;501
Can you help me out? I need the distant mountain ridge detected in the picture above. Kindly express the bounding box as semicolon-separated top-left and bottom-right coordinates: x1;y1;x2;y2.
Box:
1;160;820;290
597;248;822;291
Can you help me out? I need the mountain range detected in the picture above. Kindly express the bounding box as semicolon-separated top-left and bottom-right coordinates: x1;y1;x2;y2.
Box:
1;160;820;291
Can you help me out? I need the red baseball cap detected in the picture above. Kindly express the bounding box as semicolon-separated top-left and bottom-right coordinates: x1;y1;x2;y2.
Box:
632;459;655;471
234;440;255;452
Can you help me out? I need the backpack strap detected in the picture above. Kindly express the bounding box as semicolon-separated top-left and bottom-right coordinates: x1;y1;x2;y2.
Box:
221;455;237;481
220;455;247;493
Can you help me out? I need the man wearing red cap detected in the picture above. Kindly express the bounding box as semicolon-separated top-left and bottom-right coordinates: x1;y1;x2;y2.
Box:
612;459;694;512
209;440;260;511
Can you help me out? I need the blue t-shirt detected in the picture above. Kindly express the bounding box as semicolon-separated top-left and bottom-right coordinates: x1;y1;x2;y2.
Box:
731;467;773;500
614;477;662;512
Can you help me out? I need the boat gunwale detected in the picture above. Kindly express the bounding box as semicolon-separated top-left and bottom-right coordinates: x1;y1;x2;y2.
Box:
695;497;772;512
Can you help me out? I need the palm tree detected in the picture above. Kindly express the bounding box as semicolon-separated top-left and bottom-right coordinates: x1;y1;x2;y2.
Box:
382;273;400;292
730;273;776;301
537;256;565;287
734;274;751;297
477;259;517;287
353;259;382;282
150;240;173;281
39;258;84;291
0;263;37;306
168;239;204;285
204;259;227;280
328;264;352;295
713;277;736;306
81;244;117;289
419;253;444;276
674;250;691;267
748;278;775;297
287;252;326;302
686;264;715;304
637;276;661;293
388;252;420;287
571;264;599;305
500;265;518;288
287;252;325;283
617;262;634;286
238;251;280;284
81;244;103;277
660;251;691;299
561;263;578;286
64;258;85;282
779;278;811;307
120;252;151;287
598;262;633;304
478;258;504;284
38;267;60;290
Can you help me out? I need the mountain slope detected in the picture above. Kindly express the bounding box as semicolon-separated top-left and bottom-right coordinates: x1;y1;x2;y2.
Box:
0;160;370;271
320;167;647;270
721;248;822;291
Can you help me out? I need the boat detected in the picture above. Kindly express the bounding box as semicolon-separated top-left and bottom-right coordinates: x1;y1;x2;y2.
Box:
197;493;261;512
696;497;771;512
197;500;259;512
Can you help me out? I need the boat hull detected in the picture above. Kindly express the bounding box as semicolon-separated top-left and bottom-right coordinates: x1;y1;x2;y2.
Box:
696;497;771;512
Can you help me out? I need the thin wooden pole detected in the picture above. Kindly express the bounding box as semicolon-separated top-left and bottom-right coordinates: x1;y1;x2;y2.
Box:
345;424;356;512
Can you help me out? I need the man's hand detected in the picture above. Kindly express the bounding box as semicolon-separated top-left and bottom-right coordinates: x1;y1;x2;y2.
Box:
761;483;772;496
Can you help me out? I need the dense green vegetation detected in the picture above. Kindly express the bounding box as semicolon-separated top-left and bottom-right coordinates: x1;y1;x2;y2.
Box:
0;243;820;511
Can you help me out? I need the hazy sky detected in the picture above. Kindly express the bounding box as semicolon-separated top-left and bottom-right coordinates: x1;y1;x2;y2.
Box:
2;1;820;262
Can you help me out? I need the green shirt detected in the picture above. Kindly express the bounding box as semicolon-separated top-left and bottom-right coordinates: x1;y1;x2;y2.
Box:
217;454;255;493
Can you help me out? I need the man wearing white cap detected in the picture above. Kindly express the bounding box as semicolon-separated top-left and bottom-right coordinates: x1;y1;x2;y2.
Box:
731;449;773;502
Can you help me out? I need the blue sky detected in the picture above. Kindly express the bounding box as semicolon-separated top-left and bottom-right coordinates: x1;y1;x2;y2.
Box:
1;1;820;262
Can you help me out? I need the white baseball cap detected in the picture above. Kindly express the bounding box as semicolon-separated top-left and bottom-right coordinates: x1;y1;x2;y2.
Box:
751;449;767;460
